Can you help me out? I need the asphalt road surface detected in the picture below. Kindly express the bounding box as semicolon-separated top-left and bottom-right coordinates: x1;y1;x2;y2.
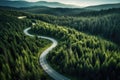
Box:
24;27;70;80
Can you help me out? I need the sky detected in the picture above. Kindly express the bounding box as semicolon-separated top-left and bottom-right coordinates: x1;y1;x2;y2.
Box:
7;0;120;7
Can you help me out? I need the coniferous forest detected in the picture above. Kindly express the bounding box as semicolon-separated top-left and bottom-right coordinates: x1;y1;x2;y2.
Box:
0;9;51;80
0;3;120;80
30;20;120;80
28;8;120;45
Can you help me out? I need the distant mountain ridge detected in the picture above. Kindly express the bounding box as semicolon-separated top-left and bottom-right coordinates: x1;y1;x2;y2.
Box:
0;1;80;8
85;3;120;10
0;6;89;16
0;1;120;10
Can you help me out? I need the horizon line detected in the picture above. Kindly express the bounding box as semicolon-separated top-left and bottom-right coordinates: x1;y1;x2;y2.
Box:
2;0;120;7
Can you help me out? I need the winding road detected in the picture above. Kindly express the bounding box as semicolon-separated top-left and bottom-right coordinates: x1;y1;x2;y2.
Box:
24;27;70;80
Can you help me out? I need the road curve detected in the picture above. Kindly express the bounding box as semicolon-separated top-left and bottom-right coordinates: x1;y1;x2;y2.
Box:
24;27;70;80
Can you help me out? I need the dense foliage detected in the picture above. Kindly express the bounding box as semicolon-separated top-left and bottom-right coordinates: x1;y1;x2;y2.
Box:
28;8;120;45
0;10;51;80
1;7;120;80
30;21;120;80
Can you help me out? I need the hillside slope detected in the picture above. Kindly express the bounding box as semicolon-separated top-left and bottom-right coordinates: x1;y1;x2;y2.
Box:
0;9;51;80
30;20;120;80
